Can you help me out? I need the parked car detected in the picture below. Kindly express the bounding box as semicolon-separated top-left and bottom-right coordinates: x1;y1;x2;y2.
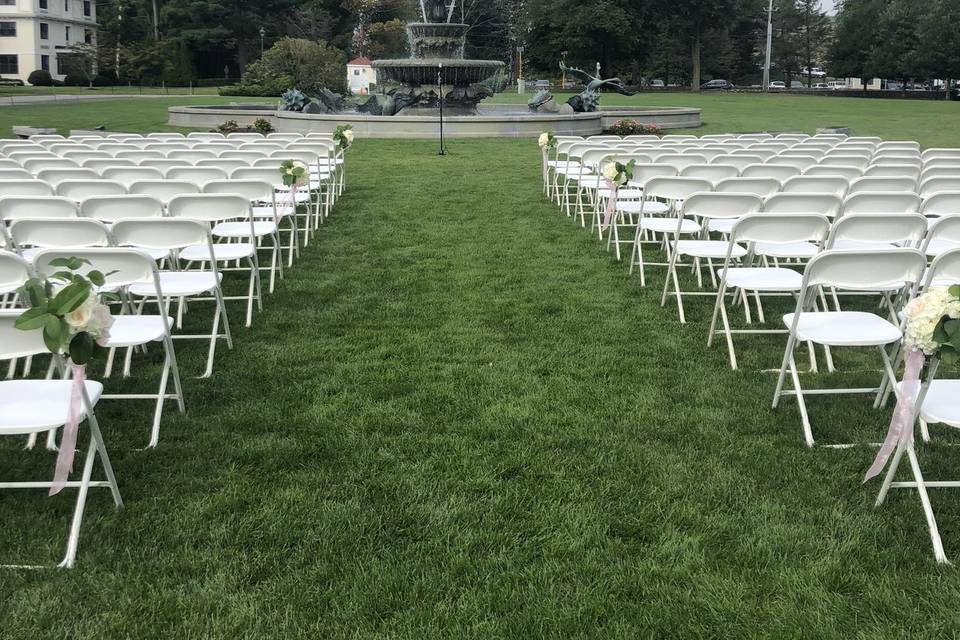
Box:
535;79;550;91
648;79;665;88
0;77;24;86
827;81;847;90
812;82;828;89
701;79;734;91
769;81;786;90
790;80;805;89
802;67;827;78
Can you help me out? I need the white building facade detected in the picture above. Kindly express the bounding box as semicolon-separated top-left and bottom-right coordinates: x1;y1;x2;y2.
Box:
347;57;376;95
0;0;96;83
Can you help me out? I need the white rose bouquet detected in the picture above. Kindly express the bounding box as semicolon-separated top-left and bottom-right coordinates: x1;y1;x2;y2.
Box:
601;159;636;188
333;124;354;151
538;131;557;149
279;159;309;188
903;285;960;361
15;256;116;364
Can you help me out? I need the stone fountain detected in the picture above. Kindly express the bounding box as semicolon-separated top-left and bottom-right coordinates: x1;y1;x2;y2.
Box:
366;0;505;116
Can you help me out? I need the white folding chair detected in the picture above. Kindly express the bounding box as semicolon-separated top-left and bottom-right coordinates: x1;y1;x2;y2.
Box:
56;180;127;202
772;249;926;447
168;194;262;327
0;311;123;569
36;168;101;186
101;166;165;188
781;175;849;198
920;177;960;200
864;164;922;180
713;177;781;198
0;250;30;305
708;213;831;369
127;180;200;206
660;193;763;323
165;166;229;186
113;218;232;379
848;176;918;195
740;164;801;181
34;248;185;448
804;165;863;181
679;164;740;184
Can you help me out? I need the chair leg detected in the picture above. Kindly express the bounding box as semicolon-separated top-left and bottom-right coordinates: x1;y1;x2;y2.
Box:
907;445;950;563
147;353;172;449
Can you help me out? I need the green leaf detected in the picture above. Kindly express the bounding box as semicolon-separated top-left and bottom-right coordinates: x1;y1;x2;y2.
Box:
949;284;960;299
41;314;63;353
69;331;95;365
48;257;72;268
933;318;950;346
941;346;959;366
22;277;47;307
49;270;75;283
87;270;106;287
51;281;91;315
14;307;53;331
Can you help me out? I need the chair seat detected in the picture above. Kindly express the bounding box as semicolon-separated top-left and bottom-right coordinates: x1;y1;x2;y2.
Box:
128;271;222;297
675;240;746;259
598;188;645;199
0;379;103;435
617;200;670;214
213;221;277;238
708;219;736;234
103;314;173;347
906;380;960;427
640;218;700;234
783;311;902;346
180;243;254;262
276;189;312;204
252;205;294;219
754;241;818;259
724;267;803;291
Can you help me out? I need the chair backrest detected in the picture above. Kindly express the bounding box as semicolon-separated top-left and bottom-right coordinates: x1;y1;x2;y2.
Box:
166;150;218;163
127;180;201;204
656;154;709;171
226;133;265;141
713;177;781;198
864;164;922;180
136;159;189;174
920;177;960;199
709;155;764;171
826;213;928;249
767;156;818;171
920;166;960;183
642;177;714;201
167;194;251;223
0;308;49;359
147;132;186;140
80;194;165;222
202;179;275;202
922;148;960;161
872;155;922;167
115;150;165;162
842;192;922;215
821;155;871;169
165;166;230;185
925;246;960;288
0;168;36;180
101;166;165;187
112;217;215;255
0;179;56;198
804;164;863;180
0;195;77;221
60;151;112;163
187;132;225;141
56;180;128;201
36;168;101;186
923;215;960;250
799;249;926;292
33;248;161;292
731;212;831;246
848;176;917;195
734;149;776;161
22;158;79;173
762;193;843;217
740;164;801;181
10;217;111;249
925;157;960;169
681;192;763;220
81;158;137;171
0;251;31;294
679;164;740;184
878;141;920;152
229;166;285;188
781;175;849;197
920;192;960;217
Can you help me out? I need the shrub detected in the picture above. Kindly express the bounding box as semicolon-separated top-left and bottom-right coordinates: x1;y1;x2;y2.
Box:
216;120;240;134
241;37;346;95
218;72;291;97
253;118;274;134
63;73;87;86
27;69;53;86
92;74;114;87
608;119;662;136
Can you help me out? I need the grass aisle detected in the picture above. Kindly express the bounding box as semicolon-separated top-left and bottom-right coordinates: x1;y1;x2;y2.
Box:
3;138;960;637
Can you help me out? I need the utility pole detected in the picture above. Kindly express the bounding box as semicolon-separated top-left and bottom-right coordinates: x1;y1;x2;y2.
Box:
152;0;159;41
763;0;773;91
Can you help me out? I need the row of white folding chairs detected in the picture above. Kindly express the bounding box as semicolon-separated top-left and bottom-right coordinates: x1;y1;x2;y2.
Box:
1;143;339;162
25;131;334;143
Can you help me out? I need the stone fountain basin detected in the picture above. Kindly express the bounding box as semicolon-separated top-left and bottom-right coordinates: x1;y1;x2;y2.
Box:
168;103;702;138
372;59;505;86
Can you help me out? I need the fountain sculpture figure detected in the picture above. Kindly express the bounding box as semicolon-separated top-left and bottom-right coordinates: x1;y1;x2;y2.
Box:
366;0;505;116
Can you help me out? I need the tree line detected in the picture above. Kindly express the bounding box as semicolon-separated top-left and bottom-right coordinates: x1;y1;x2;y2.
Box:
80;0;958;95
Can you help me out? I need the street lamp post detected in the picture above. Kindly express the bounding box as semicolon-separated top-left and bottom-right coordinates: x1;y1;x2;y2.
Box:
259;26;265;58
517;45;524;94
762;0;773;91
560;50;567;87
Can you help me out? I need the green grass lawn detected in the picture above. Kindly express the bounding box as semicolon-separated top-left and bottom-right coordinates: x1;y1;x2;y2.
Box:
3;97;960;637
0;85;228;96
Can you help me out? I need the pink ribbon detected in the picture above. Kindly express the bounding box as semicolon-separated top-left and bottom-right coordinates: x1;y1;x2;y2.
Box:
600;179;618;232
50;363;85;496
541;147;549;186
864;348;925;483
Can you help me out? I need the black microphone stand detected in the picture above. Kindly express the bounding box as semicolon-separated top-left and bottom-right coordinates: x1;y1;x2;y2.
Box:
438;63;446;156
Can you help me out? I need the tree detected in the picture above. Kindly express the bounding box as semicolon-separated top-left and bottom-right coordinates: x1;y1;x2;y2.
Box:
662;0;738;91
796;0;830;86
772;0;803;86
827;0;883;90
869;0;923;91
915;0;960;100
58;43;102;87
242;36;347;93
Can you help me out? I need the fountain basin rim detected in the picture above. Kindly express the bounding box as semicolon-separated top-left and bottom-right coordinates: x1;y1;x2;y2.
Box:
372;59;505;68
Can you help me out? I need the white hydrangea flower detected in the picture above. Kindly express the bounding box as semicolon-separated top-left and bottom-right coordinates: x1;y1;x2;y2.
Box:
538;132;550;148
602;162;620;182
903;287;960;354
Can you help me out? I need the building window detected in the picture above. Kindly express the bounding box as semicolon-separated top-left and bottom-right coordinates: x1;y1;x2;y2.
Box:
83;29;91;44
82;0;89;16
39;0;47;9
0;0;15;5
40;54;48;71
0;22;15;37
0;55;18;75
39;22;48;39
64;25;69;41
64;0;68;9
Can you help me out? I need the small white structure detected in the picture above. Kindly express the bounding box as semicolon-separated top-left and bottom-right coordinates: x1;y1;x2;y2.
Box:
841;77;883;90
0;0;97;83
347;56;376;95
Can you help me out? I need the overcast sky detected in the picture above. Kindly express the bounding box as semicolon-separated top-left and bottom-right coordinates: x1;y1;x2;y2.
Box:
822;0;836;13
